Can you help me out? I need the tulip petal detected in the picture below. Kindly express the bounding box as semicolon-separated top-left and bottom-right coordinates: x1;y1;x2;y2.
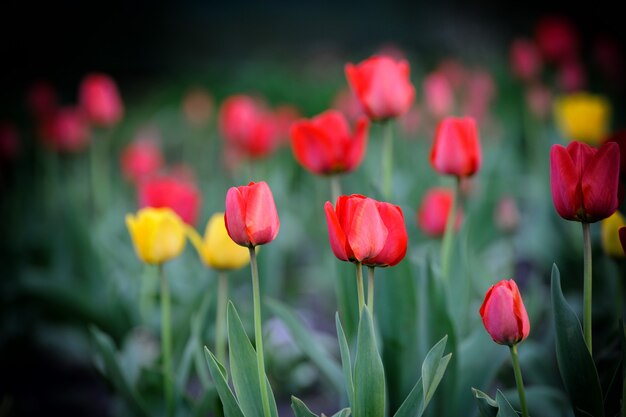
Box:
364;202;407;267
345;117;369;172
481;285;520;345
581;142;620;222
290;121;336;174
225;186;250;246
550;144;581;221
324;201;352;261
244;181;280;246
345;197;388;262
313;110;351;139
507;280;530;340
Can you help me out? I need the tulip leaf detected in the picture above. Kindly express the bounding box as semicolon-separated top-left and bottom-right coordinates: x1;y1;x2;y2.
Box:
472;388;498;417
393;335;451;417
329;408;351;417
353;307;385;417
501;385;570;417
336;312;355;410
551;264;605;417
227;302;279;417
204;347;245;417
291;396;319;417
266;299;343;393
495;390;518;417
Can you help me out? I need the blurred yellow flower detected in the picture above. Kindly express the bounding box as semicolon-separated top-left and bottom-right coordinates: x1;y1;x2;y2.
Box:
601;211;626;258
554;93;611;145
126;207;186;265
187;212;250;270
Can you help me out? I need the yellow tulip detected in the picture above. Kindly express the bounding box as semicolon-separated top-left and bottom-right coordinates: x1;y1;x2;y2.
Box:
126;207;186;265
187;212;250;270
601;211;626;258
554;93;611;145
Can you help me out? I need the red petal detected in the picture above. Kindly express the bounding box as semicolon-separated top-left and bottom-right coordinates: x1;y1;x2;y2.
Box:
364;202;407;267
324;201;351;261
244;181;280;245
345;197;388;262
581;142;620;222
290;121;336;174
550;144;581;220
225;186;249;246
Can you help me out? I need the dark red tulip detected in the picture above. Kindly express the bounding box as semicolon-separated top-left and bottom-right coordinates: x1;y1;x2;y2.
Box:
480;279;530;346
417;188;463;237
324;194;407;266
79;73;124;127
558;59;586;92
290;110;369;176
430;116;481;177
120;138;164;184
345;56;415;121
535;17;578;63
550;141;620;223
41;107;91;153
224;181;280;247
510;38;542;81
139;175;201;225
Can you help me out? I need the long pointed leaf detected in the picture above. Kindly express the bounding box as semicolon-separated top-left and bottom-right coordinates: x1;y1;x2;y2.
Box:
495;390;518;417
336;312;355;410
353;307;385;417
204;347;245;417
472;388;498;417
291;396;319;417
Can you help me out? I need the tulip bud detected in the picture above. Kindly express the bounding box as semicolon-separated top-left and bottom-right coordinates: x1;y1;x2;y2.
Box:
126;208;186;265
601;211;626;258
510;38;542;81
79;73;124;127
225;181;280;247
187;213;250;270
430;116;482;177
120;138;164;184
139;176;202;226
43;107;91;153
480;279;530;346
535;17;578;63
423;72;454;118
417;188;463;237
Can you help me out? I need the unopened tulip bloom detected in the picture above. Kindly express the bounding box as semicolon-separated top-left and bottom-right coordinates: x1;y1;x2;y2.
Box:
510;38;542;81
187;212;250;269
42;107;91;153
290;110;369;175
601;212;626;258
126;207;186;265
555;93;610;145
480;279;530;346
418;188;463;237
121;139;163;184
550;141;620;223
79;73;124;127
430;116;481;177
139;176;202;225
345;55;415;121
225;181;280;248
535;17;578;63
423;72;454;118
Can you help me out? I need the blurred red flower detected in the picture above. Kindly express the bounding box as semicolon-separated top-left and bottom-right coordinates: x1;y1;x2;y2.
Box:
138;175;201;225
510;38;542;81
535;17;578;63
79;73;124;127
120;138;164;184
41;107;91;153
423;72;454;118
417;188;462;237
430;116;481;177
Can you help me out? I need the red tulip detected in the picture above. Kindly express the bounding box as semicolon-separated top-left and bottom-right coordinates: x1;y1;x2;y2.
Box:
224;181;280;247
558;59;586;92
290;110;369;175
345;56;415;121
79;73;124;127
417;188;463;237
121;138;164;184
41;107;91;153
535;17;578;63
550;141;620;223
423;72;454;118
219;95;278;158
510;38;542;81
139;175;201;225
324;194;407;266
430;116;481;177
619;227;626;255
480;279;530;346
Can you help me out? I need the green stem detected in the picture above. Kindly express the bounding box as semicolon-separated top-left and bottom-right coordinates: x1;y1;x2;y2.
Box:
367;266;375;311
509;344;529;417
216;271;228;365
89;133;110;214
356;263;365;313
159;264;174;417
582;222;593;354
441;177;460;284
330;175;341;202
382;121;394;199
249;247;272;417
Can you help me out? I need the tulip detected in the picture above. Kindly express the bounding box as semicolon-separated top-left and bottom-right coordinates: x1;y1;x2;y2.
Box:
535;16;578;63
430;116;481;178
42;107;91;153
139;176;202;225
417;188;463;237
224;181;280;248
557;59;586;92
345;55;415;121
423;72;454;118
480;279;530;417
187;212;250;270
126;207;186;265
79;73;124;127
290;110;369;176
120;138;163;184
550;141;619;223
510;38;542;81
601;211;626;258
554;93;610;145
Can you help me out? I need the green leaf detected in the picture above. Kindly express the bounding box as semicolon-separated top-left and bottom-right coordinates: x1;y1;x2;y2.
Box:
393;377;423;417
501;385;570;417
495;390;518;417
90;326;150;417
336;312;355;410
551;264;605;417
266;299;343;393
204;347;244;417
329;408;351;417
227;302;278;417
291;396;319;417
472;388;498;417
353;307;385;417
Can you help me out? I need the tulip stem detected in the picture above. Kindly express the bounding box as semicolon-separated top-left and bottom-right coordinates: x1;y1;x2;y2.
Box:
441;177;460;283
216;271;228;365
582;222;593;354
382;121;394;199
159;264;174;417
367;266;375;311
330;175;342;202
356;263;365;313
249;247;272;417
509;344;529;417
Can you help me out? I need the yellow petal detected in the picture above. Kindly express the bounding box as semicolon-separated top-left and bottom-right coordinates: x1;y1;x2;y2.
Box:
204;212;250;270
126;208;186;264
555;93;611;145
601;211;626;258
